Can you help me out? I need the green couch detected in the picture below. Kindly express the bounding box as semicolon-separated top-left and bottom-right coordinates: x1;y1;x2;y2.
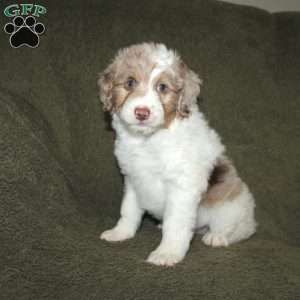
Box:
1;0;299;299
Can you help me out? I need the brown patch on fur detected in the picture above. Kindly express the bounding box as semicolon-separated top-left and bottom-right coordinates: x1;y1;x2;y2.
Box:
162;96;178;127
177;62;202;118
154;71;183;127
110;86;130;112
98;69;115;111
110;81;150;112
201;156;244;207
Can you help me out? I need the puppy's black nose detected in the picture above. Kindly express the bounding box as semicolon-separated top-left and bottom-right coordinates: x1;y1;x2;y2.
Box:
134;106;150;121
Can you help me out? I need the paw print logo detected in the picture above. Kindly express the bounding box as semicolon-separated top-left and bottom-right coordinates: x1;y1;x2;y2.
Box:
4;16;45;48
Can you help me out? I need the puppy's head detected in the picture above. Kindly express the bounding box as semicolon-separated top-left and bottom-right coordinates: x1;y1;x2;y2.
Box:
98;43;202;135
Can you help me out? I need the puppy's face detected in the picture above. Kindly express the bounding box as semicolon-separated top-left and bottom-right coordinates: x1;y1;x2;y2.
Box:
98;43;201;135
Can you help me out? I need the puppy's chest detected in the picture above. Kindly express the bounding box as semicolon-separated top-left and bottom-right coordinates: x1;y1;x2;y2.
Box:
115;137;171;176
115;139;171;217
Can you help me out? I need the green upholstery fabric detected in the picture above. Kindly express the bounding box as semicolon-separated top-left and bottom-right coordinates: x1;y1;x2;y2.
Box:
1;0;299;299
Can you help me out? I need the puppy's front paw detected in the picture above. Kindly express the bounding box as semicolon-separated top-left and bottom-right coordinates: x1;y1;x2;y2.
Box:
202;232;229;247
100;227;134;242
146;247;185;267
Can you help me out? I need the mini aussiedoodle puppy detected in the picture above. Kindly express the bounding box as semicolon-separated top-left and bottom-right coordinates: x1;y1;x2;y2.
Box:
98;43;256;266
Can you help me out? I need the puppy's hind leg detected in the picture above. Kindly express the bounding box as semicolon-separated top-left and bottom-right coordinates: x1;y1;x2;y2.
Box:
198;184;257;247
197;156;257;247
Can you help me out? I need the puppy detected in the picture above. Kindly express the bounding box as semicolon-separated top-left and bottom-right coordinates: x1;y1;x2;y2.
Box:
98;43;256;266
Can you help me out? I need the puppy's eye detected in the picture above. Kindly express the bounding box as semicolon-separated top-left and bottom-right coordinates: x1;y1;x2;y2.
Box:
125;77;138;90
157;83;169;93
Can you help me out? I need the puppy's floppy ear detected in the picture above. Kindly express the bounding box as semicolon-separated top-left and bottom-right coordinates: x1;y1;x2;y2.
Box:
97;64;115;112
177;63;202;117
